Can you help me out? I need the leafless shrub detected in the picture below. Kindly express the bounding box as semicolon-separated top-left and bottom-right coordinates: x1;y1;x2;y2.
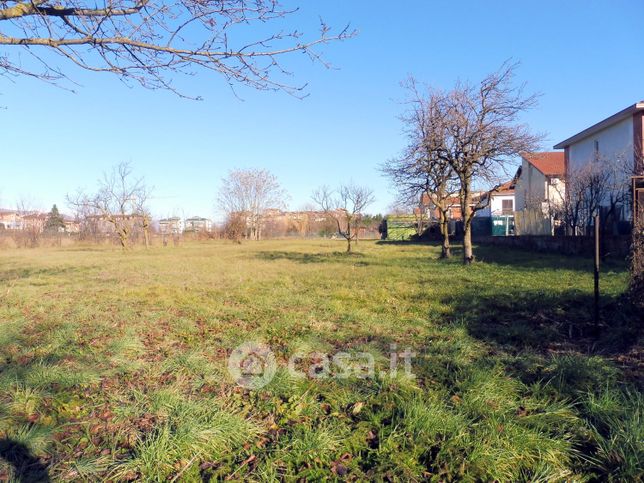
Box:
312;184;374;253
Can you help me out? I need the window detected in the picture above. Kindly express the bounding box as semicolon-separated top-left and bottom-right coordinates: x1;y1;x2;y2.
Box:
501;199;514;215
594;140;600;160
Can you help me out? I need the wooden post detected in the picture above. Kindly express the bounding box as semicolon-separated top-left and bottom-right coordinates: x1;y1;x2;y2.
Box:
594;213;600;325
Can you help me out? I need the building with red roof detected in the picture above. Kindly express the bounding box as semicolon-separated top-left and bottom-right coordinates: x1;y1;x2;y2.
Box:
515;151;566;213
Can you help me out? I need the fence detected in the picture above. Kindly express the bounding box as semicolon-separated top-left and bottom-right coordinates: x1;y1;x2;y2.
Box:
514;209;552;236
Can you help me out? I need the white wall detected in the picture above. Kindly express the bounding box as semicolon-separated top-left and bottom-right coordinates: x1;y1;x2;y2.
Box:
480;193;515;216
515;158;545;210
568;117;634;173
515;158;565;213
568;116;634;219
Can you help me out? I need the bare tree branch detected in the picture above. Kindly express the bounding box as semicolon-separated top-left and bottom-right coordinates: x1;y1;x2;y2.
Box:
0;0;356;96
414;61;542;264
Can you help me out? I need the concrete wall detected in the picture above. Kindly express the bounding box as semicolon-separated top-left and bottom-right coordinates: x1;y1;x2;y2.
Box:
474;234;630;258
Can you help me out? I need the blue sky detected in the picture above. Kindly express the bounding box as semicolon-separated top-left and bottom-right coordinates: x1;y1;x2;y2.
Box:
1;0;643;220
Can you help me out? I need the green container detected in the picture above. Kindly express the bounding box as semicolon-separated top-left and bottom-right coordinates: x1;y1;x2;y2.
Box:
491;216;514;236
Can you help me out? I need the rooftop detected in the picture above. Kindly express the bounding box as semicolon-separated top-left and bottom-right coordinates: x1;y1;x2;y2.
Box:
554;101;644;149
521;151;565;177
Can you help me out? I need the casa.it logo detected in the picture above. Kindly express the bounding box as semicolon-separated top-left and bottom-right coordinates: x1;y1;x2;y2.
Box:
227;342;277;389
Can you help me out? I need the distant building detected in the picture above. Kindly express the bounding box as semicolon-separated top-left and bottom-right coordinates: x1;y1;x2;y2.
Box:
63;216;80;233
158;217;184;234
21;213;48;233
0;209;79;233
0;209;23;230
184;216;212;232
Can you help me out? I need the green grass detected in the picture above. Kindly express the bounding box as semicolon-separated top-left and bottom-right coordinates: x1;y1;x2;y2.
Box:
0;239;641;481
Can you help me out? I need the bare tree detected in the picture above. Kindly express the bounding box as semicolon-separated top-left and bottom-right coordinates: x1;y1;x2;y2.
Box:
67;188;101;242
217;168;287;241
557;163;610;236
382;77;459;258
419;62;541;263
14;196;43;247
312;184;374;253
0;0;354;97
67;162;150;248
631;196;644;309
601;152;633;234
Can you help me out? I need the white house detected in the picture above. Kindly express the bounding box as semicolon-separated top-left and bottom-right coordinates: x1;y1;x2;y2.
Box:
554;101;644;223
515;152;566;212
480;180;516;217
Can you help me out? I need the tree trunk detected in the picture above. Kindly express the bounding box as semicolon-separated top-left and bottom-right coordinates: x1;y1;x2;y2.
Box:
143;220;150;249
463;221;473;264
118;229;128;249
461;183;474;264
440;210;451;259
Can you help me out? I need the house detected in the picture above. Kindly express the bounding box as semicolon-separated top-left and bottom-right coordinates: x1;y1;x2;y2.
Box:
480;180;516;217
554;101;644;224
85;214;146;234
184;216;213;233
515;152;566;212
476;180;516;236
158;217;184;234
0;209;23;230
63;215;81;233
21;213;48;233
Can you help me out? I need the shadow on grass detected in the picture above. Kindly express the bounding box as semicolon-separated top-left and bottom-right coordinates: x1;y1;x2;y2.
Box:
0;266;84;283
472;244;628;274
444;286;642;376
378;239;628;274
255;250;368;265
375;240;435;246
0;439;50;483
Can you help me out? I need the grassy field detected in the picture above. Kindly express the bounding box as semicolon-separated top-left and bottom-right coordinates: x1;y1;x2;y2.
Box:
0;240;641;481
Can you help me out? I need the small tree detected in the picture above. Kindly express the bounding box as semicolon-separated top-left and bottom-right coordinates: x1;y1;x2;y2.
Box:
312;184;374;253
217;169;287;241
67;162;150;249
44;204;66;233
558;163;610;236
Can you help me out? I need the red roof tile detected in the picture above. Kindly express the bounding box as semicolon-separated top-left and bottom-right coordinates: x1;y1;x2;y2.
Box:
522;152;565;177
